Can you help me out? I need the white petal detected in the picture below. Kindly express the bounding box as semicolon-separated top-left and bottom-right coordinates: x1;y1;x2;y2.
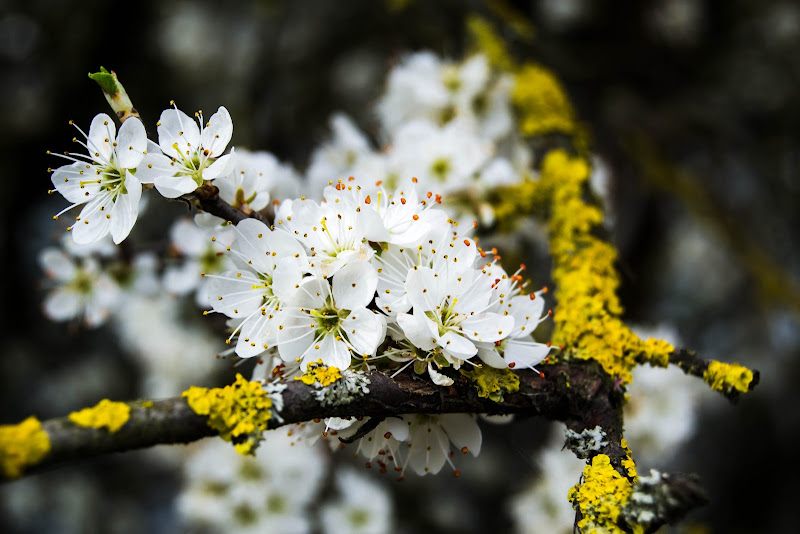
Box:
134;151;174;185
52;162;98;204
440;413;482;456
43;288;82;321
438;330;477;359
333;260;378;310
404;266;445;312
385;417;409;441
39;249;76;281
277;309;316;363
503;339;552;370
158;107;200;160
509;294;546;336
115;117;147;169
235;314;275;358
428;363;454;386
72;194;114;244
475;344;508;369
461;312;515;343
207;270;265;318
407;418;449;475
294;277;329;309
231;218;272;272
109;171;141;244
313;335;351;370
154;174;199;198
200;106;233;158
203;153;232;180
342;308;385;356
396;312;437;351
271;258;306;304
86;113;115;164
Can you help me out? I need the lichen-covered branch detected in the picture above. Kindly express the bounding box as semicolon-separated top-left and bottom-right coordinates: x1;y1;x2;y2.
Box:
0;361;626;478
0;359;717;532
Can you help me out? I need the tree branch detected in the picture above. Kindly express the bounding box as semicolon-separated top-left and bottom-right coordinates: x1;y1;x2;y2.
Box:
2;354;750;532
191;184;272;225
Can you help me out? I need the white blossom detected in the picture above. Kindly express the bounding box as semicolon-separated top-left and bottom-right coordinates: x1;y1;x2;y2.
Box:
137;104;233;198
163;216;234;306
39;247;121;327
320;468;394;534
206;218;308;358
178;433;326;534
277;261;386;370
50;113;147;244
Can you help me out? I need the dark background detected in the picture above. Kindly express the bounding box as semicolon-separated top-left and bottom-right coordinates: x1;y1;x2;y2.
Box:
1;1;799;532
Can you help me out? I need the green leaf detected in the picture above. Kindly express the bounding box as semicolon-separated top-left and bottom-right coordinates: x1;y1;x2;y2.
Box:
88;67;119;96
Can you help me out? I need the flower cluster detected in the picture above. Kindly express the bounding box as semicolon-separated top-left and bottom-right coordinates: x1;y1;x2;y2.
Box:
308;52;533;224
205;178;553;382
42;53;556;480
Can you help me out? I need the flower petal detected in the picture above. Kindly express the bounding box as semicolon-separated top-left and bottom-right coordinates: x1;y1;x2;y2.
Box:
86;113;116;165
109;170;141;244
333;260;378;310
200;106;233;158
154;174;199;198
438;330;477;359
502;338;552;370
72;193;114;244
115;117;147;169
52;161;99;205
396;312;437;351
158;107;200;160
428;363;454;386
461;312;515;343
342;307;385;357
134;150;174;185
277;308;316;363
440;413;482;456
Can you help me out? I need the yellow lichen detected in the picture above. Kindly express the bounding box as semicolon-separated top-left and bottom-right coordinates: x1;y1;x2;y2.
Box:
620;438;638;480
539;150;675;384
0;417;51;479
182;374;272;455
295;360;342;387
488;177;551;230
68;399;131;433
466;15;514;71
460;365;520;402
568;454;633;534
703;361;753;394
512;64;576;137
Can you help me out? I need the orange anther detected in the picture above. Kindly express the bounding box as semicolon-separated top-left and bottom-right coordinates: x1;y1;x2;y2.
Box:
364;195;371;204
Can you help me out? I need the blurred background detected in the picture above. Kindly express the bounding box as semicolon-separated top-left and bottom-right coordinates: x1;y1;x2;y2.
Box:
1;0;799;532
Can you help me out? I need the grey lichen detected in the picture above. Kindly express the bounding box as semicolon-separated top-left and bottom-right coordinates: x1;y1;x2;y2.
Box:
565;425;609;459
313;369;371;407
